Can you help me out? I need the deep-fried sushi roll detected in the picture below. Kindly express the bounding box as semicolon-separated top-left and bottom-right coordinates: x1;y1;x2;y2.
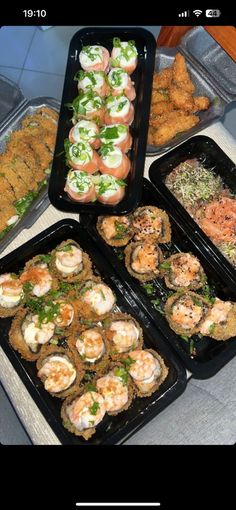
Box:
61;389;106;440
104;95;134;125
68;326;109;373
99;145;131;179
95;174;126;205
132;206;171;243
77;279;116;320
79;45;110;72
124;349;168;397
124;242;164;282
96;214;133;247
69;120;100;149
64;139;100;174
96;364;134;415
110;38;138;75
199;298;236;341
99;124;132;153
104;313;143;356
163;252;206;291
74;70;109;97
107;68;136;101
36;345;83;398
70;91;105;124
0;273;24;317
20;255;57;298
50;239;92;283
53;299;75;336
165;291;210;336
64;170;96;203
9;308;56;361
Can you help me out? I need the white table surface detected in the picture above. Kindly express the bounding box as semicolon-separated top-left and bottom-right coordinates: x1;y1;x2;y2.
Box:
1;121;236;445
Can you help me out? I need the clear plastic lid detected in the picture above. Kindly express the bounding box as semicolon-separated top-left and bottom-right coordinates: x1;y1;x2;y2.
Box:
0;74;24;124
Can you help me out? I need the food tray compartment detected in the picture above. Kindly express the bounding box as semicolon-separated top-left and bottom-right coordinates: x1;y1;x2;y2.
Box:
0;96;60;254
49;27;156;215
80;179;236;378
149;135;236;289
0;219;186;445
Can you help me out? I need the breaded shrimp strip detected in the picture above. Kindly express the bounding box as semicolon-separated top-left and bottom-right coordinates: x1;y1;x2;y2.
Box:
153;68;173;90
149;110;183;129
172;53;195;94
152;113;199;146
192;96;210;113
151;89;169;104
151;101;175;116
169;84;194;112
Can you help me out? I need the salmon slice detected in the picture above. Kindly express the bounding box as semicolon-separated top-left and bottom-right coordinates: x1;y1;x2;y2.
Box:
104;103;134;125
68;150;100;174
99;153;131;179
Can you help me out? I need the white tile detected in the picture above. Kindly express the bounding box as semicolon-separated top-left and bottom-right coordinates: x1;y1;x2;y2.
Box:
0;66;22;83
19;70;64;101
0;26;36;67
24;26;83;75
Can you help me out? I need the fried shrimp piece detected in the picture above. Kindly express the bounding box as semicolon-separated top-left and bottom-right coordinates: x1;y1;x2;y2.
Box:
149;110;183;129
0;176;16;201
169;84;194;112
151;101;175;116
153;68;173;90
151;89;169;104
152;113;200;146
172;53;195;94
192;96;210;113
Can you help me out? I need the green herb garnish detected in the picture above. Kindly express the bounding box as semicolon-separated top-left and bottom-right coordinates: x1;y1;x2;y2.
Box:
123;356;136;368
142;283;155;296
160;262;171;270
114;366;128;385
89;401;100;415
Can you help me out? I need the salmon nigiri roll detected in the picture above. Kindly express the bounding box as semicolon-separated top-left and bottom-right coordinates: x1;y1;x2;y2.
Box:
74;70;110;98
70;91;105;125
99;145;131;179
105;95;134;125
95;174;126;205
64;170;96;203
64;139;100;174
110;38;138;75
69;120;100;149
99;124;132;153
107;68;136;101
79;45;110;72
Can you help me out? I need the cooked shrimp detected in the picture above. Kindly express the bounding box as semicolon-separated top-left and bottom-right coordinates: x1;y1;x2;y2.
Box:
76;329;105;362
22;314;55;352
108;320;139;353
38;355;76;393
128;350;161;382
0;274;23;308
55;245;83;275
67;391;106;430
96;373;129;412
81;283;116;316
20;265;52;297
54;302;74;328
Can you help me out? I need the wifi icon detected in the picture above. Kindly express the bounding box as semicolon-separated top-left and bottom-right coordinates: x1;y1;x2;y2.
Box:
193;9;203;16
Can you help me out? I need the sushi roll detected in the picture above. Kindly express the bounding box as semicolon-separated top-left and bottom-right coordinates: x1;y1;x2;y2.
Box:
110;38;138;75
96;364;134;415
61;389;106;440
20;255;57;298
50;239;92;283
165;291;210;336
107;68;136;101
99;144;131;179
74;70;110;97
96;214;133;247
0;273;24;317
132;206;171;243
64;170;96;203
36;344;83;398
99;124;132;153
124;242;164;282
64;139;100;174
53;299;75;337
77;278;116;320
123;348;168;397
103;313;143;356
69;120;100;149
9;308;56;361
79;45;110;72
199;298;236;341
163;253;206;291
70;91;105;124
95;174;126;205
68;326;109;373
104;95;134;125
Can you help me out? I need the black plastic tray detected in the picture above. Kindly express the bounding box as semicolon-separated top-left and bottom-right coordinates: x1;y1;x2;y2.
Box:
80;179;236;378
0;219;186;445
149;135;236;290
48;27;156;215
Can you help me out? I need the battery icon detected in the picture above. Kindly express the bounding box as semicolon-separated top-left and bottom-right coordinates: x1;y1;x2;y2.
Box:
206;9;221;17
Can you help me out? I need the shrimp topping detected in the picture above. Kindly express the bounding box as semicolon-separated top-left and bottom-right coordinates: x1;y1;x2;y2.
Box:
0;273;23;308
22;314;55;352
67;391;106;430
108;320;139;353
38;355;76;393
200;298;232;336
171;253;201;287
96;372;129;412
131;244;159;274
81;283;116;315
171;296;204;330
133;210;162;240
54;301;74;328
20;264;52;297
128;350;161;383
55;245;83;275
76;329;105;362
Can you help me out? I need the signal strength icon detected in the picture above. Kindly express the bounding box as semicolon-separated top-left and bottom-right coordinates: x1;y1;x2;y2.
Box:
178;10;190;17
193;9;203;16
